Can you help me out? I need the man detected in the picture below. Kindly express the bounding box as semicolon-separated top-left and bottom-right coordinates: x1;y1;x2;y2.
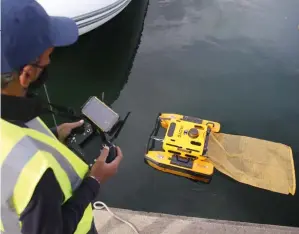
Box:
1;0;123;233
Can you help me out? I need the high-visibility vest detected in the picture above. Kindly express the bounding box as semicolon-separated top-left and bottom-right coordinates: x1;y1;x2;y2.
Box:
0;117;94;234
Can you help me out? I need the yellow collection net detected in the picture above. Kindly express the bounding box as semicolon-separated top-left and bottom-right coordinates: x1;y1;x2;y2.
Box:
207;132;296;195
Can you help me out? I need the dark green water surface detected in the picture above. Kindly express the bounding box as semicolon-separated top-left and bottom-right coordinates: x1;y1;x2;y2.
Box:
45;0;299;227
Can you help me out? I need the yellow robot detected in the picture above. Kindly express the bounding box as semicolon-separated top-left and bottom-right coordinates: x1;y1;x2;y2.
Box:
145;113;220;183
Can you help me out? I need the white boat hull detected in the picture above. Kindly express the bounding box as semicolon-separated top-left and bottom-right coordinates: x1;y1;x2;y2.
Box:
37;0;132;35
75;0;132;35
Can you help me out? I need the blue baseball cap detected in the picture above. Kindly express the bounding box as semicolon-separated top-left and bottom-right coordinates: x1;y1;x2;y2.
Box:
1;0;79;73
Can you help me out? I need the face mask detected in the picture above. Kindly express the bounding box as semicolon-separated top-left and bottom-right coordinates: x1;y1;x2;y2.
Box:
26;67;49;97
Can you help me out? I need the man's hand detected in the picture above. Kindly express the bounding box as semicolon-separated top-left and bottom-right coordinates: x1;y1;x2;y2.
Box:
56;120;84;142
89;145;123;184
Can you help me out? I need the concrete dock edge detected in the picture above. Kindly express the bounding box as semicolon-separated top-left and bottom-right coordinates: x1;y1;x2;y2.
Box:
93;207;299;233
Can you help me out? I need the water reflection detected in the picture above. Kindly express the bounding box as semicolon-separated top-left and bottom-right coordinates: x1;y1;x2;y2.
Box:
45;0;149;117
141;0;299;53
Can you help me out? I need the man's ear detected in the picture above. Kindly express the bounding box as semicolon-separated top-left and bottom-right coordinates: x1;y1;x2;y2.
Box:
19;65;35;88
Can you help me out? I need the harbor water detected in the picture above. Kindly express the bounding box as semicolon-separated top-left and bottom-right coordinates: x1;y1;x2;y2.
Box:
45;0;299;227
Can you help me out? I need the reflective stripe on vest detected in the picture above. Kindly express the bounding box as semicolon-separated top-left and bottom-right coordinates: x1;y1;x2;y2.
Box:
0;118;93;234
25;118;56;138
